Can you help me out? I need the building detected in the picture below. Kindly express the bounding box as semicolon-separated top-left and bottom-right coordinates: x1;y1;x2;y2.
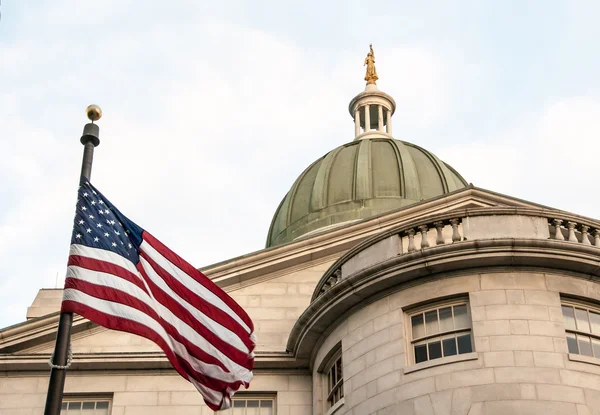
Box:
2;49;600;415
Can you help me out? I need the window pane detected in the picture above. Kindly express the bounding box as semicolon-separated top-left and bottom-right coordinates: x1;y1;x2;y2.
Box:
592;338;600;358
68;402;82;410
82;401;95;413
590;311;600;335
578;334;593;356
96;402;109;409
576;308;591;333
82;401;95;409
425;310;439;335
415;344;428;363
454;305;469;329
260;401;273;415
457;334;473;354
439;307;453;332
412;314;425;339
562;306;576;330
233;401;246;408
566;333;579;354
336;357;343;379
428;341;442;360
61;403;68;410
443;337;457;356
247;400;260;407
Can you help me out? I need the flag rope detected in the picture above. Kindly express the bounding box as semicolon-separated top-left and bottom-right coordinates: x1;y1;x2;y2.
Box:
48;344;73;370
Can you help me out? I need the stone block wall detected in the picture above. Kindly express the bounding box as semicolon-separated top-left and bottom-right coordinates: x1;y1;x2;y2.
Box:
229;260;335;351
0;372;312;415
314;271;600;415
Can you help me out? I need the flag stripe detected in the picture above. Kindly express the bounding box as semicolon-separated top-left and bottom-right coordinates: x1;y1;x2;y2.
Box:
62;284;250;391
142;233;254;331
68;255;148;294
65;261;253;379
139;250;254;352
70;243;139;276
136;261;254;370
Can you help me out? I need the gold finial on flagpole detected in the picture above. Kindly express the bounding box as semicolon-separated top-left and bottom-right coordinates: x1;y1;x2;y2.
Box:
86;104;102;122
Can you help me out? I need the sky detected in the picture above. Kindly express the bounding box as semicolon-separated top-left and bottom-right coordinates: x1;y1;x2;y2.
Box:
1;0;600;329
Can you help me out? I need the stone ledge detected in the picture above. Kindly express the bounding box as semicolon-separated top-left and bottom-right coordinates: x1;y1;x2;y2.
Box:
403;352;479;374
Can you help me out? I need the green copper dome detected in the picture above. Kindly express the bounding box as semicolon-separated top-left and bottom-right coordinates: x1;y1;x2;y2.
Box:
266;138;468;247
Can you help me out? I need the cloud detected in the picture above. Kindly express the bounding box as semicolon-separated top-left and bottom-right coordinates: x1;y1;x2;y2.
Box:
438;96;600;219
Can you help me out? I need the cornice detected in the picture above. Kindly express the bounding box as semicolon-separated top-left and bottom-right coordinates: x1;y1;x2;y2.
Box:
0;351;307;373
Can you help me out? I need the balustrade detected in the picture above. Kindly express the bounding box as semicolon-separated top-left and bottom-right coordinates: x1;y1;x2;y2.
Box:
315;213;600;299
549;218;600;247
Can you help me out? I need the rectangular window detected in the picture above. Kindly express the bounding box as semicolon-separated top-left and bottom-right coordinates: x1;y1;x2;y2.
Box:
562;301;600;359
218;397;275;415
409;300;473;364
61;398;111;414
326;353;344;408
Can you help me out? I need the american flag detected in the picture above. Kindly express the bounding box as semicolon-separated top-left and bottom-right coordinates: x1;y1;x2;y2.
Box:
62;180;255;410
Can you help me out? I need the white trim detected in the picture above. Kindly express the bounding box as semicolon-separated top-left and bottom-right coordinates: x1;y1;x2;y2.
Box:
403;352;478;374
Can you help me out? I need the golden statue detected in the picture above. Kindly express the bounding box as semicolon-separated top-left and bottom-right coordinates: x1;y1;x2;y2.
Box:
364;44;378;85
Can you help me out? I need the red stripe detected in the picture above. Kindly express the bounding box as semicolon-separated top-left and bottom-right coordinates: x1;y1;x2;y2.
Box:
139;250;255;353
62;299;234;411
68;255;148;294
62;278;235;376
136;260;254;370
142;231;254;331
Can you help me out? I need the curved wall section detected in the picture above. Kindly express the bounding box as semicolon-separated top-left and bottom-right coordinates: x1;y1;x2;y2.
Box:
311;270;600;415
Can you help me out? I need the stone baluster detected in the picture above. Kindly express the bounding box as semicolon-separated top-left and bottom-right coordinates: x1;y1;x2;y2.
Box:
334;269;342;283
450;218;462;242
552;219;565;240
567;221;578;242
406;229;416;252
594;230;600;247
419;225;430;249
433;221;445;245
327;275;338;288
581;225;591;245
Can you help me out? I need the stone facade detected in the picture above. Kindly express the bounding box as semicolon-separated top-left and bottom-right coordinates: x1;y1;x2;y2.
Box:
313;271;600;414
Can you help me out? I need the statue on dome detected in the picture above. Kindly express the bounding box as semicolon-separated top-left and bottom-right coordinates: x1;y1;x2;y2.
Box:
364;44;378;85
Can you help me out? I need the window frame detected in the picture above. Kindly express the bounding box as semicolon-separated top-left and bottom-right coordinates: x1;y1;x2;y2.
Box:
324;349;344;409
61;395;113;414
561;299;600;359
215;394;276;415
406;297;474;365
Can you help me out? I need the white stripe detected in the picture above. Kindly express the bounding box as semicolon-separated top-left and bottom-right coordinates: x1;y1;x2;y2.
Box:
138;256;249;354
70;244;139;276
140;240;251;333
65;269;252;384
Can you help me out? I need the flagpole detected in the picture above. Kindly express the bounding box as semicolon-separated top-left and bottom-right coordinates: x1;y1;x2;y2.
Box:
44;105;102;415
